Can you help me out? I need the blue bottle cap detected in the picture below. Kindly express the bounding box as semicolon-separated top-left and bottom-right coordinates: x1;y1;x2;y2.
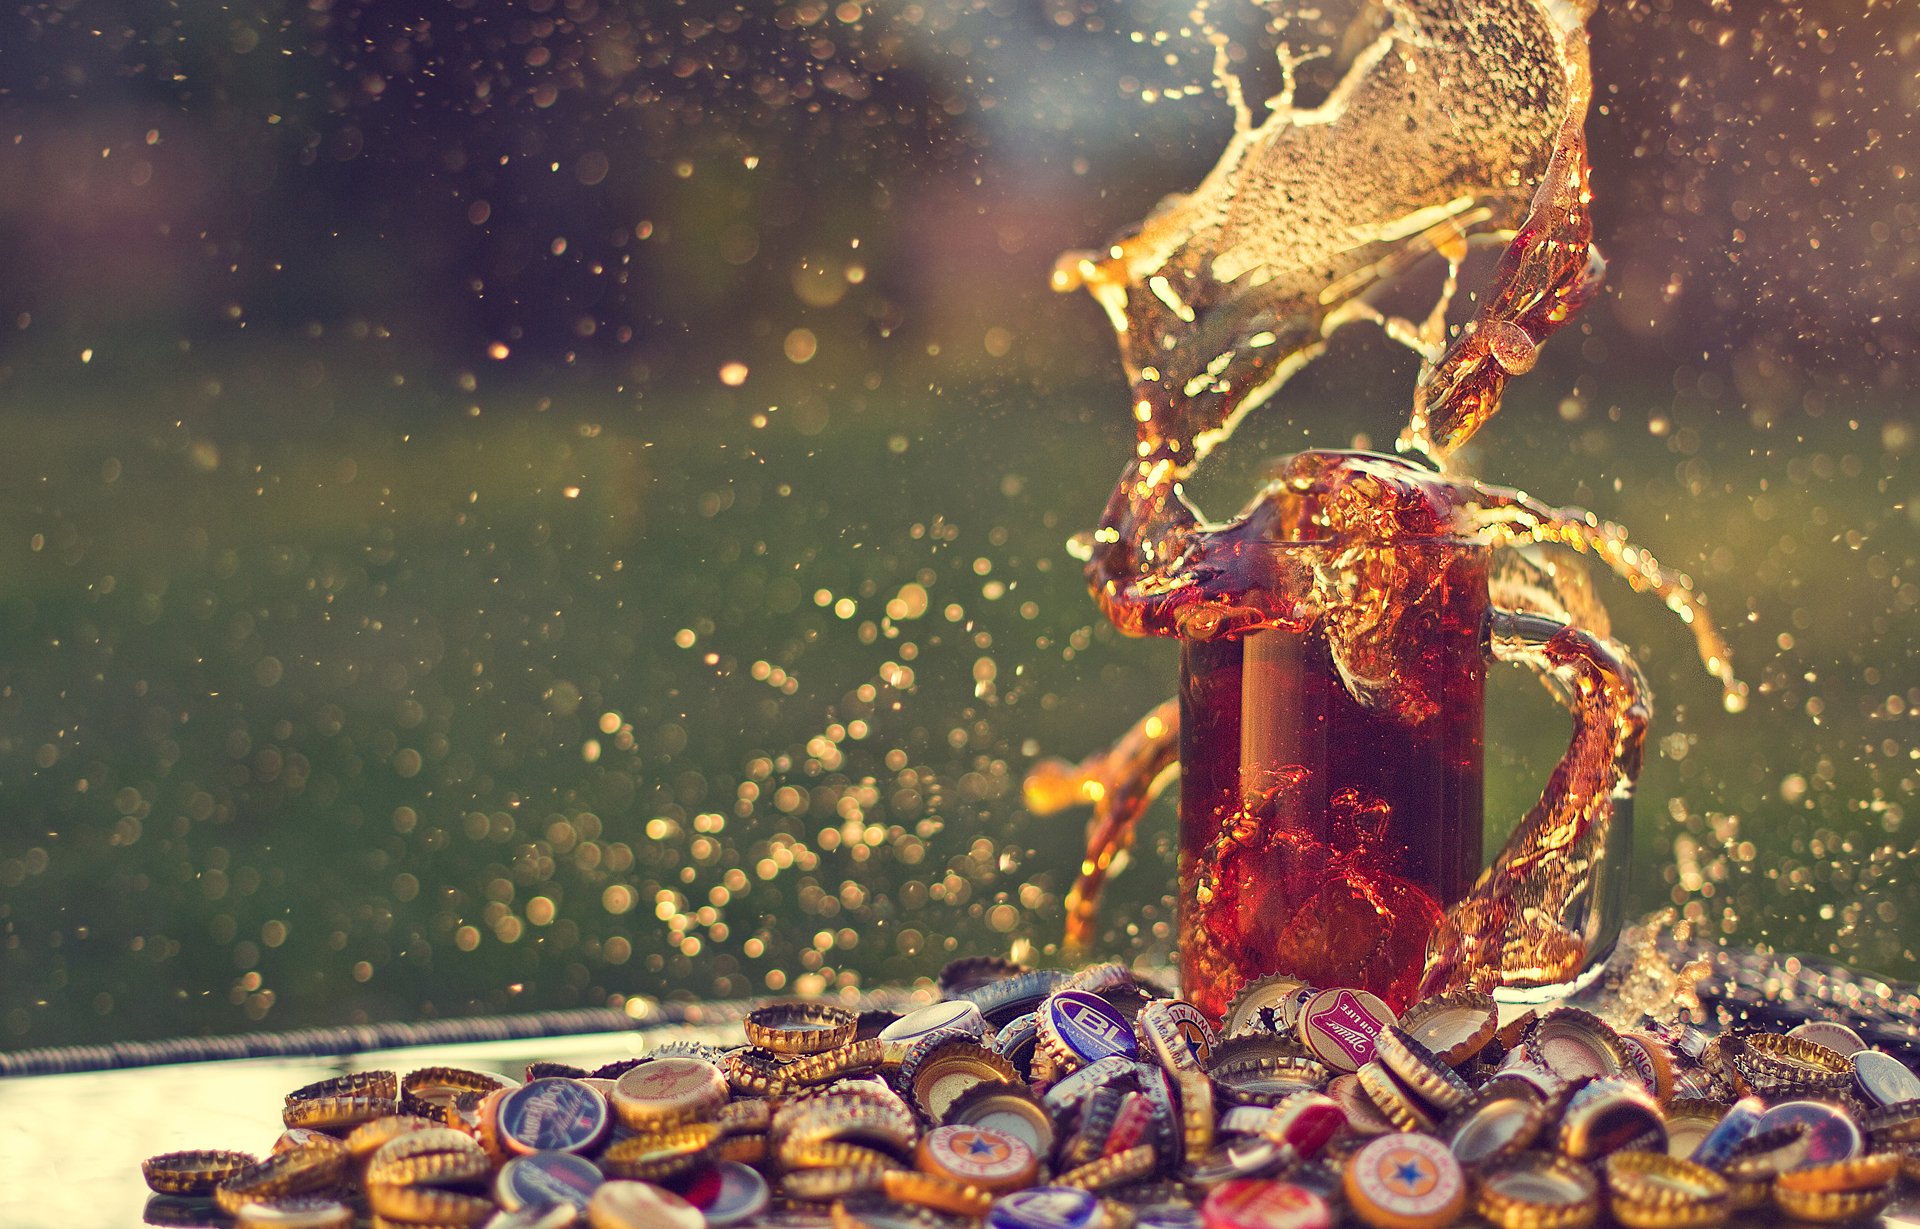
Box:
1135;1206;1205;1229
493;1151;604;1211
1046;990;1138;1063
702;1161;772;1227
496;1078;611;1155
1687;1094;1764;1170
987;1186;1101;1229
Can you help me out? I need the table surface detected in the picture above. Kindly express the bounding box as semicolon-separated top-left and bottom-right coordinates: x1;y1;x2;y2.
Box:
4;1023;1917;1229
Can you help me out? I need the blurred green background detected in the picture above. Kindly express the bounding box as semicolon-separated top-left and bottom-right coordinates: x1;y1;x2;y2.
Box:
0;0;1914;1047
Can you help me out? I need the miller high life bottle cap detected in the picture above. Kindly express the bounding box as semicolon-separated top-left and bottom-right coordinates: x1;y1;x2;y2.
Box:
1295;988;1396;1073
1342;1133;1467;1229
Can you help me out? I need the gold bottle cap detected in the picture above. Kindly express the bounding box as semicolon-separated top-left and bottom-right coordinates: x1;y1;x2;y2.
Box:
610;1057;729;1128
215;1136;351;1211
1773;1152;1900;1194
366;1127;490;1187
780;1138;906;1172
782;1162;898;1201
1771;1183;1894;1224
1661;1099;1730;1161
1524;1009;1628;1083
1355;1061;1436;1134
1178;1069;1217;1162
745;1001;859;1055
1725;1033;1852;1098
1372;1026;1471;1114
1056;1143;1157;1191
1207;1054;1331;1108
1784;1020;1867;1058
1395;992;1497;1068
909;1042;1019;1121
345;1114;441;1162
1474;1153;1600;1229
784;1037;887;1087
881;1169;994;1217
586;1180;704;1229
1603;1151;1731;1228
283;1092;398;1131
142;1149;257;1196
1437;1078;1546;1168
285;1069;399;1106
365;1183;496;1225
1327;1073;1397;1137
600;1121;722;1181
1556;1078;1667;1163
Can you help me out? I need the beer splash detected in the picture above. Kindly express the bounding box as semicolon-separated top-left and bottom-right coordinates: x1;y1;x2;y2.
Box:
1027;0;1747;1011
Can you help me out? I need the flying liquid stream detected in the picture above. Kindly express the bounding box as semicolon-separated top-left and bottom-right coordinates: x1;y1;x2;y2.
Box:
1030;0;1746;1006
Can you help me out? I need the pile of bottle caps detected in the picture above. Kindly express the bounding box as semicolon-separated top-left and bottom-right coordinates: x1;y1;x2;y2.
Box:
141;958;1920;1228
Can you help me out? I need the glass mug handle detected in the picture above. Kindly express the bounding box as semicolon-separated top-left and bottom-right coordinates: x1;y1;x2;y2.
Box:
1418;608;1650;999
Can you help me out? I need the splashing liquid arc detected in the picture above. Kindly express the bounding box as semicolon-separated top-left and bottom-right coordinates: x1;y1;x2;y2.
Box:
1025;0;1748;1020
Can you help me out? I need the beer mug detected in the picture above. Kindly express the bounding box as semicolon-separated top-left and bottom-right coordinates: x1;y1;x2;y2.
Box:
1031;451;1650;1020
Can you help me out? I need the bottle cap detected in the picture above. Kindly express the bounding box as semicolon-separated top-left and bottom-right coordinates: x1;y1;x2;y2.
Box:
908;1042;1020;1121
1223;975;1314;1039
882;1170;995;1217
1251;1090;1344;1159
991;1012;1043;1079
1753;1099;1863;1169
1178;1069;1217;1162
1785;1020;1867;1057
586;1180;704;1229
986;1186;1101;1229
1860;1099;1920;1147
1686;1094;1766;1170
1342;1133;1467;1229
917;1124;1040;1192
142;1149;258;1197
1372;1026;1470;1113
1295;989;1396;1073
1438;1079;1545;1168
1394;992;1496;1067
610;1058;728;1128
1327;1073;1396;1137
344;1114;440;1162
1556;1078;1667;1162
745;1001;858;1054
1661;1099;1730;1161
1208;1054;1330;1107
1602;1152;1730;1228
879;1000;990;1048
496;1077;612;1154
1138;999;1219;1073
1473;1153;1599;1229
1355;1061;1435;1134
940;955;1030;995
284;1069;398;1105
231;1197;354;1229
1772;1184;1895;1224
1524;1008;1627;1082
702;1161;773;1227
599;1122;722;1182
1038;991;1140;1070
1724;1032;1852;1097
1773;1152;1900;1194
364;1185;498;1225
945;1085;1057;1164
1851;1050;1920;1107
494;1151;605;1211
962;969;1072;1028
1055;1143;1157;1192
365;1127;490;1188
1615;1031;1676;1104
1201;1179;1333;1229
